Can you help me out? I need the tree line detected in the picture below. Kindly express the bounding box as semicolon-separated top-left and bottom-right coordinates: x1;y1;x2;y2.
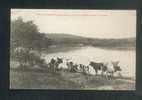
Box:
10;17;51;69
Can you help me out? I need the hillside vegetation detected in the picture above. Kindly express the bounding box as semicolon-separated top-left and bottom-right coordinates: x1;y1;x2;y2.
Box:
43;33;136;49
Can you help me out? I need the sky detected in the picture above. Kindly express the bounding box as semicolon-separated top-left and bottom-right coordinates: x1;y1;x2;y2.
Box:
11;9;136;39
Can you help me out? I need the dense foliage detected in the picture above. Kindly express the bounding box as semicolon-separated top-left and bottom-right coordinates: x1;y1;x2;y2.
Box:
11;17;51;50
10;17;50;69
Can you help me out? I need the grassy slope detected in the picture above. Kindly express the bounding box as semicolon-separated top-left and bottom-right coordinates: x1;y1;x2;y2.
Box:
10;69;135;90
10;69;83;89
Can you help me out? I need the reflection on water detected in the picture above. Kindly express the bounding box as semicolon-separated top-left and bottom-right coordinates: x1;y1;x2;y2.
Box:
44;46;135;78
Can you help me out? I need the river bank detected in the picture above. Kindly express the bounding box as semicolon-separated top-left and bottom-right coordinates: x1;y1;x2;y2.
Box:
10;69;135;90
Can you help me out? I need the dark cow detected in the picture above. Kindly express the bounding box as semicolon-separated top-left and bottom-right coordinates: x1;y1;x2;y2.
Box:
111;61;122;72
111;61;122;78
79;64;84;72
66;61;74;72
89;61;103;75
113;65;121;72
57;57;63;64
55;57;63;70
83;65;89;74
80;64;89;74
49;58;56;72
48;57;63;72
101;64;108;76
73;64;78;72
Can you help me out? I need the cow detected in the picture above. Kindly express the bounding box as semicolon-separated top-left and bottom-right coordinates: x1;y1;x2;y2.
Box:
103;61;122;80
89;61;103;75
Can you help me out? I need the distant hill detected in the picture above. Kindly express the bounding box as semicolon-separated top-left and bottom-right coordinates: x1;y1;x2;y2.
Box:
41;33;136;49
86;37;136;48
44;33;86;45
45;33;84;39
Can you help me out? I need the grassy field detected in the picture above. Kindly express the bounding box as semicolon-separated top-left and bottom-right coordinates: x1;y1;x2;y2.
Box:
10;69;135;90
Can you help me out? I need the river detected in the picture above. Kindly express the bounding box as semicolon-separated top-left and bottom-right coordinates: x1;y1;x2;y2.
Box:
43;46;136;78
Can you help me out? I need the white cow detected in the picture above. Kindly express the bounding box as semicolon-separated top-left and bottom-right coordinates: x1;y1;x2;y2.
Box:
105;61;122;79
58;59;68;69
105;62;115;79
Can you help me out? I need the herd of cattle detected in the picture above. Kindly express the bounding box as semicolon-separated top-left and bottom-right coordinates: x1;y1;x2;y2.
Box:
13;47;123;79
46;57;122;79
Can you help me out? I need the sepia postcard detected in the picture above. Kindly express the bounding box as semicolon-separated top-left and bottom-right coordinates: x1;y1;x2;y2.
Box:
10;9;136;90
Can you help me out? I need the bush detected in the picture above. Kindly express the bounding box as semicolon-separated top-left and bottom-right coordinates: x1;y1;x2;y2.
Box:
12;47;47;69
